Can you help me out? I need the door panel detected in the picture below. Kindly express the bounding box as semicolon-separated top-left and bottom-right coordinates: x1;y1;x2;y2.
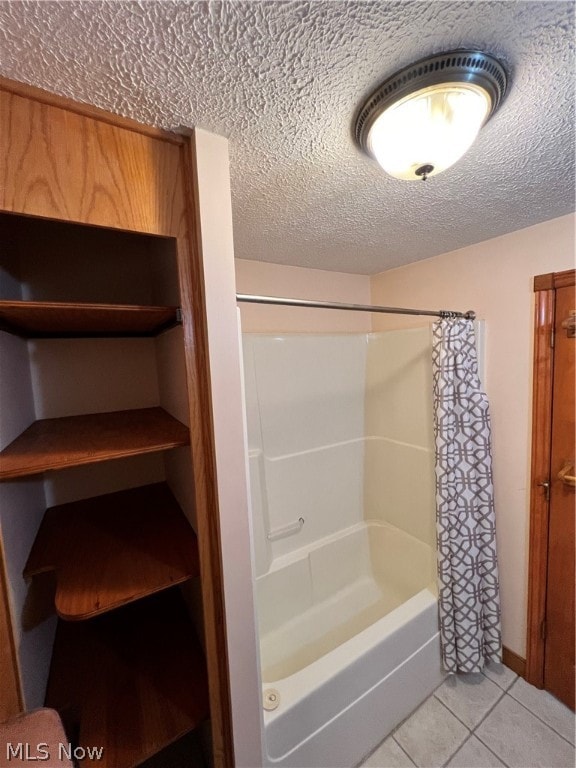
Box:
544;284;575;710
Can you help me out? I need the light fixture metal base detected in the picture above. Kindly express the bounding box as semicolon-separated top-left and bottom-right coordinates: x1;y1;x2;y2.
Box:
355;49;508;159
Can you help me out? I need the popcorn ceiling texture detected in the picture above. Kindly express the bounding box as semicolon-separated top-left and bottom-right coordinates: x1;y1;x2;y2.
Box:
0;1;574;274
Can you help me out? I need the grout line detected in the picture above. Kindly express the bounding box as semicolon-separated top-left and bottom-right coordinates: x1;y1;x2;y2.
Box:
468;687;507;731
441;732;473;767
389;676;448;738
426;697;470;765
434;682;509;767
391;736;417;767
481;668;517;692
470;730;511;768
432;690;484;732
388;680;458;767
505;691;576;748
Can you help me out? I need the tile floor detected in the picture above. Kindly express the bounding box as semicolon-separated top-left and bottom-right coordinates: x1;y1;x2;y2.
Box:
359;663;575;768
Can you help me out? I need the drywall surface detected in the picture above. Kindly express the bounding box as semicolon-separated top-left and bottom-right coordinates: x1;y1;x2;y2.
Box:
236;259;371;332
193;129;263;768
370;212;576;657
0;331;53;710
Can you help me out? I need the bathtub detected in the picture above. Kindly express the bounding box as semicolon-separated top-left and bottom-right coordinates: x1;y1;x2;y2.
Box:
256;521;445;768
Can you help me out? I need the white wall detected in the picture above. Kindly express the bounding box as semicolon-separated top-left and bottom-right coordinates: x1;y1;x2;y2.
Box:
0;331;52;709
236;258;371;333
193;129;263;768
371;213;576;657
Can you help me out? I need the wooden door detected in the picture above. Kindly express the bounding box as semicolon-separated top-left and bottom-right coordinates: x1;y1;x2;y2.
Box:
544;284;575;708
527;269;575;711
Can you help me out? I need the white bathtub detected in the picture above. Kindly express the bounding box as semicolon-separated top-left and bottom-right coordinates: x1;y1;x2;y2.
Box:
256;521;445;768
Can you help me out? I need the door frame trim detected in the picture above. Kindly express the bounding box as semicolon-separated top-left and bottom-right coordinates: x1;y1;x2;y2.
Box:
526;269;575;687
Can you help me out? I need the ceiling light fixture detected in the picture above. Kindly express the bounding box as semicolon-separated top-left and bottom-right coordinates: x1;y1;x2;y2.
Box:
355;50;508;181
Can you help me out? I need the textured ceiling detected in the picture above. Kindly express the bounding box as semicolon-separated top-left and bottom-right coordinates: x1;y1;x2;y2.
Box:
0;1;574;274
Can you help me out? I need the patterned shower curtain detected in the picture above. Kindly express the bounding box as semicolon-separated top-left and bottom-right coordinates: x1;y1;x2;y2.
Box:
432;318;502;673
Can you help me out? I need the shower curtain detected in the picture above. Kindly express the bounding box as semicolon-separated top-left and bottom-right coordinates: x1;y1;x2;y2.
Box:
432;318;502;673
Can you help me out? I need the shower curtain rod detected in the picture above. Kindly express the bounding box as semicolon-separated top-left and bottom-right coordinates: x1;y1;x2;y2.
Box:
236;294;476;320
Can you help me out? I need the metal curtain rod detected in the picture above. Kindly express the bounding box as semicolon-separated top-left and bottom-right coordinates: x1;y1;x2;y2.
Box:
236;294;476;320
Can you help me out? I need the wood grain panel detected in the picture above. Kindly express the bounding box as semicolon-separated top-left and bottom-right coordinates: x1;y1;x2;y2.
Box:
0;300;179;338
526;288;555;687
0;90;186;237
0;536;22;720
24;483;200;620
502;646;526;679
0;82;233;763
0;407;189;480
551;270;576;289
46;590;209;768
527;269;576;694
544;283;575;709
0;76;183;145
534;270;576;292
534;273;555;292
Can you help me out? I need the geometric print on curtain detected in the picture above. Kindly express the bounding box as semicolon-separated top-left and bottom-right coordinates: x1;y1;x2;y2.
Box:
432;318;502;673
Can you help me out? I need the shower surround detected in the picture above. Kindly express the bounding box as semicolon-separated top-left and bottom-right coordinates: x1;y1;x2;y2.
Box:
243;328;445;767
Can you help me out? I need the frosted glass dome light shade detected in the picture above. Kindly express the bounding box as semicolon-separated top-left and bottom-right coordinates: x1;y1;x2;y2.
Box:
355;51;508;181
367;84;491;180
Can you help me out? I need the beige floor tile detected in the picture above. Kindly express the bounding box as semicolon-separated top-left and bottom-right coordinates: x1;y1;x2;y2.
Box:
435;673;504;729
508;677;575;745
359;737;415;767
482;661;517;691
476;695;575;767
394;697;469;767
447;735;505;767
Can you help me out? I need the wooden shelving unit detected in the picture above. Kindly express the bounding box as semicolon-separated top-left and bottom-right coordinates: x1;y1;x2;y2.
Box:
0;80;233;767
24;483;200;620
45;589;210;768
0;407;190;480
0;300;180;338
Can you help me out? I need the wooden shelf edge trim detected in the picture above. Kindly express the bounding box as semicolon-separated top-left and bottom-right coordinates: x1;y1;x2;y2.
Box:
0;300;181;338
0;76;184;146
0;441;187;480
24;483;200;621
0;408;190;481
59;577;195;623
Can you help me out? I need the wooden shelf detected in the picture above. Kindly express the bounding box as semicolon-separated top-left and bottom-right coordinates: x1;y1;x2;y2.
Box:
0;300;180;338
45;589;210;768
24;483;200;620
0;407;190;480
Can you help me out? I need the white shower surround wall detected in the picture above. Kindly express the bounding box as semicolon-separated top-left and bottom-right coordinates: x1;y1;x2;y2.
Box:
243;328;448;765
245;333;367;570
243;329;438;570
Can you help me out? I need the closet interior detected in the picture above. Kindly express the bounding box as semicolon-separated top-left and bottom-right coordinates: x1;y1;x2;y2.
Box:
0;211;212;767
